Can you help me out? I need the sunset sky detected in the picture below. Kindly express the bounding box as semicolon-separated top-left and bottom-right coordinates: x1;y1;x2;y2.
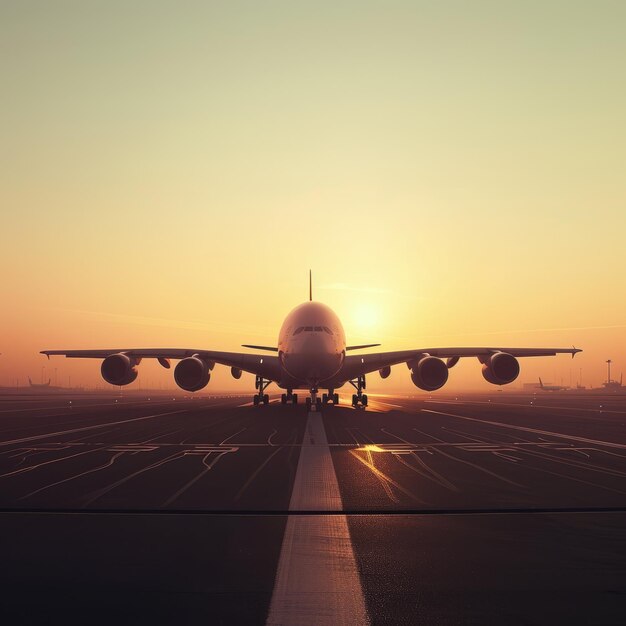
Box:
1;1;625;391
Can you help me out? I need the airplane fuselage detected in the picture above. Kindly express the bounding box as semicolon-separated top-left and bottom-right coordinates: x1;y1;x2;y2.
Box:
277;302;346;388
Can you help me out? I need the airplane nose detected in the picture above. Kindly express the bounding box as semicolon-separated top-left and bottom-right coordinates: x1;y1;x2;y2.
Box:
302;335;325;353
281;345;343;383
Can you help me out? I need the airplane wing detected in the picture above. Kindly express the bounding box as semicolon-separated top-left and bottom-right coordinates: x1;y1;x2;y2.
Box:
41;348;282;380
337;346;581;381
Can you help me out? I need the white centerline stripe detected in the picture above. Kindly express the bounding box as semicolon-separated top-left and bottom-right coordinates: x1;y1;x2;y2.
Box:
267;411;369;625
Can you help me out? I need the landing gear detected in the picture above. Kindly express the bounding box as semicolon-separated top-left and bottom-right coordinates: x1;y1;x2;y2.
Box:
321;391;340;405
281;390;298;405
305;387;323;411
349;375;368;408
253;376;271;406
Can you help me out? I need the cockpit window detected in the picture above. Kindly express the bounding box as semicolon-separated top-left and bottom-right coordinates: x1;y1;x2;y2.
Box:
294;325;330;335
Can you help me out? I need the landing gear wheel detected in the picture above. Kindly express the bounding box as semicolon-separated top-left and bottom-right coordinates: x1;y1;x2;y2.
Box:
352;394;358;407
253;376;272;408
361;394;368;407
281;393;287;404
305;397;312;409
316;398;322;410
322;393;328;404
333;393;339;404
292;394;298;404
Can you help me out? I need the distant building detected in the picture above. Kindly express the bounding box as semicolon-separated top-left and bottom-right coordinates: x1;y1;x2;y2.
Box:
603;360;623;390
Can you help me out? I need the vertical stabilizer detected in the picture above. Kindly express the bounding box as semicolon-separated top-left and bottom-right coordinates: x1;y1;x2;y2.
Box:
539;377;544;389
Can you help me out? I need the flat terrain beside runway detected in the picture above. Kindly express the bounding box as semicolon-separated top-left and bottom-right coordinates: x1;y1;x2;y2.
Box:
1;390;626;624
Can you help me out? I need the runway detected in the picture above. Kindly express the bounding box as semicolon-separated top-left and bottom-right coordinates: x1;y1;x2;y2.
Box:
1;390;626;624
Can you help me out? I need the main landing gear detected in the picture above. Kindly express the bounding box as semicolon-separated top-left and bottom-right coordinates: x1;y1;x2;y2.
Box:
280;390;299;405
321;391;339;405
349;375;368;408
253;375;271;406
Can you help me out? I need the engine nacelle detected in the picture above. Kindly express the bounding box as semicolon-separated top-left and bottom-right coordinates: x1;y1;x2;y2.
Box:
481;352;520;385
174;356;211;392
409;356;448;391
379;365;391;379
101;353;138;386
231;367;242;380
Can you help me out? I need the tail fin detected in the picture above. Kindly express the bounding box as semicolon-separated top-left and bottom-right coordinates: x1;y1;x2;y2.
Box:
539;377;544;389
309;269;312;301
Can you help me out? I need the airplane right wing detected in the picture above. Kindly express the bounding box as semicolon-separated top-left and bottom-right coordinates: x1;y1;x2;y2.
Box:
336;346;581;383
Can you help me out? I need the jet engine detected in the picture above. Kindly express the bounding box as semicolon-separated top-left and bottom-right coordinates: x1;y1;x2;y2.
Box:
101;353;139;386
481;352;520;385
379;365;391;379
409;356;448;391
174;356;211;392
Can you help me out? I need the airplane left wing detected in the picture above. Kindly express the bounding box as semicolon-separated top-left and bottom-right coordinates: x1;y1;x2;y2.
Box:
41;348;282;381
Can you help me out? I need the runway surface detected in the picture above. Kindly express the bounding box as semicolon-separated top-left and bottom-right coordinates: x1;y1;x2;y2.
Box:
1;390;626;624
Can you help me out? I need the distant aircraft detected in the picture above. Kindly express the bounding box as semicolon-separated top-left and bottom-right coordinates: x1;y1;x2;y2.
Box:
538;377;569;391
42;272;581;410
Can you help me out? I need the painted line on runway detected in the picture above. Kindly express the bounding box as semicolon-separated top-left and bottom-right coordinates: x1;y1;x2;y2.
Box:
425;398;626;415
0;408;192;447
266;410;369;625
423;408;626;450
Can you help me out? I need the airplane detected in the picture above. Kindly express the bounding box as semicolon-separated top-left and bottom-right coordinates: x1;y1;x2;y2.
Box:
538;377;569;391
42;272;581;410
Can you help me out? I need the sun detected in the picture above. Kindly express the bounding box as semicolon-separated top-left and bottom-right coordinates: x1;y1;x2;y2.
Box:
352;302;380;330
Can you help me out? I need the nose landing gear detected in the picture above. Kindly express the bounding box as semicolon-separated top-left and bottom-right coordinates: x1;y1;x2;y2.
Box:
349;375;368;408
305;387;323;411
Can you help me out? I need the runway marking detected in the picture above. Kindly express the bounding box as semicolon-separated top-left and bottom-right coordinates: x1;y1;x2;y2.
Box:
237;398;281;408
425;398;626;415
267;411;369;625
0;408;191;447
234;445;286;501
19;451;127;500
349;449;424;503
0;398;159;415
162;450;233;507
220;427;247;445
423;408;626;450
382;426;523;488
